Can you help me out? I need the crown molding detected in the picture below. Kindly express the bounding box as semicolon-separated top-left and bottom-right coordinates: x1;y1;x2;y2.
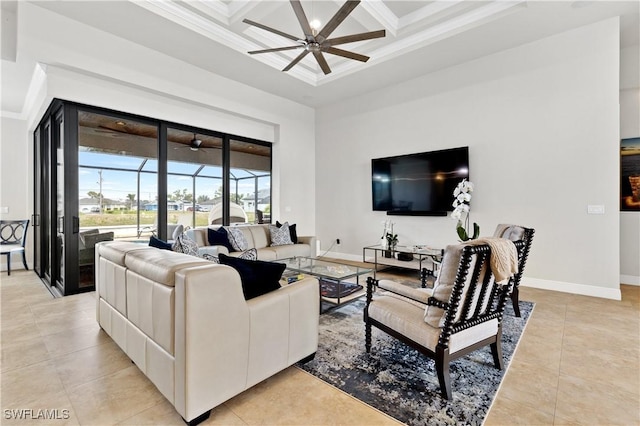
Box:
132;0;526;85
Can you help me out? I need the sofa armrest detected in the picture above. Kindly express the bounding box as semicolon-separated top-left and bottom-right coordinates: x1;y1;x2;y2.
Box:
297;236;317;257
245;277;319;387
211;245;230;255
174;264;250;422
173;267;318;422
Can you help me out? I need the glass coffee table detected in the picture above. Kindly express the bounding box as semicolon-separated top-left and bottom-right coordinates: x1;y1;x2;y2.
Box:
276;257;373;313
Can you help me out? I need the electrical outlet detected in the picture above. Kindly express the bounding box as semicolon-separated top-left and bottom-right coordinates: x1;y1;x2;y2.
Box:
336;238;340;244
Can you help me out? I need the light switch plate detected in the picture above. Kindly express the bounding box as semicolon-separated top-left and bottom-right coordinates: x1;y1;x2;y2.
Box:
0;207;8;214
587;205;605;214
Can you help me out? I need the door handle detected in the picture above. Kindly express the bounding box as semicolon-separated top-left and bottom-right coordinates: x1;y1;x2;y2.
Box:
73;216;79;234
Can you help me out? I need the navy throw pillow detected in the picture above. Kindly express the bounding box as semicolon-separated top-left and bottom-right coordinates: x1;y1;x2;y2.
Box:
276;221;298;243
149;236;172;250
218;253;284;300
207;227;234;252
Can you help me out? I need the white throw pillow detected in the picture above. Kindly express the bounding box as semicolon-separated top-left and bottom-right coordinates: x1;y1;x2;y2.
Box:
269;222;293;246
172;233;199;257
225;226;249;251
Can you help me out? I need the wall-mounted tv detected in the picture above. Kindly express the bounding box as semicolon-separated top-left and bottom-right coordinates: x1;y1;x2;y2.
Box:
371;146;469;216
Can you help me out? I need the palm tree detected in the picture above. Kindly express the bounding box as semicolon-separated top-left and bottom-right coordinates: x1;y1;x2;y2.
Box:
126;193;136;210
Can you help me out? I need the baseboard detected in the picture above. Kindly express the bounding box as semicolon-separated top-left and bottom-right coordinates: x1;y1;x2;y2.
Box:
521;277;622;300
0;262;28;274
322;251;363;262
620;275;640;286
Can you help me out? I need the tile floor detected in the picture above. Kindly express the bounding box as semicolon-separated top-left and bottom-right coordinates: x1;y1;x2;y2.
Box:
1;270;638;425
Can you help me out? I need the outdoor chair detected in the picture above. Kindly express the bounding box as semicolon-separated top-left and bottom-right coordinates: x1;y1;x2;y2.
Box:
492;224;535;317
365;239;526;400
0;219;30;275
79;229;115;266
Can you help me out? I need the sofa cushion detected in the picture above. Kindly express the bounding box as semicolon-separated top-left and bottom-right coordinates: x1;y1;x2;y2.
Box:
149;236;172;250
186;228;208;247
98;241;149;266
276;221;298;244
218;253;284;300
198;245;224;257
225;227;249;251
265;244;311;260
248;225;270;249
253;248;278;261
125;248;209;287
269;223;293;246
207;227;234;252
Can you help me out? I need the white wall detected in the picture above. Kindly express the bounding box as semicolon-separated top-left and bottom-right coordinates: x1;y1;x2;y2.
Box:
0;117;32;271
316;18;621;299
2;2;316;245
620;46;640;285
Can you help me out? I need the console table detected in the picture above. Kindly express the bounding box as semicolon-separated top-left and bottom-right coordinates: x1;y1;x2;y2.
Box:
362;244;443;288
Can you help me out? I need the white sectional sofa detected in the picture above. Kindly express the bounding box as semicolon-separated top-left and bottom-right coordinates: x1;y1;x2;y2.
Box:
95;241;319;425
186;224;316;260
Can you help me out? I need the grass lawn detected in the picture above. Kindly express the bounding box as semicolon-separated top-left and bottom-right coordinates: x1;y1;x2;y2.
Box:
79;211;236;228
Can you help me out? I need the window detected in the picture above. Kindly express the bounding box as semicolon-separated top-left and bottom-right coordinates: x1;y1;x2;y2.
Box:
77;111;158;239
167;128;223;228
229;139;272;224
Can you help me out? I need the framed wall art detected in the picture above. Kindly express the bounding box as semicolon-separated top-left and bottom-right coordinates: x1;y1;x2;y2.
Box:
621;137;640;211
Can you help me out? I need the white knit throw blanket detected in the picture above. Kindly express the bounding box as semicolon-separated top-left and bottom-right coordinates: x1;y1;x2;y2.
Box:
468;237;518;284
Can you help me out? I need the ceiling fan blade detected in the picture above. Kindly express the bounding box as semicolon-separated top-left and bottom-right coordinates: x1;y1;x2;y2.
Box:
248;45;302;54
317;0;360;41
243;19;300;42
313;51;332;75
283;50;310;72
324;30;386;47
323;47;369;62
289;0;314;39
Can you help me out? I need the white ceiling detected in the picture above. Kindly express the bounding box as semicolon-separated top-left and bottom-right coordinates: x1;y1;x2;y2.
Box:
2;0;639;113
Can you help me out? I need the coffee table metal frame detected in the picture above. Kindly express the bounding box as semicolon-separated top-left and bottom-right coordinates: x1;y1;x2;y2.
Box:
276;257;372;312
362;244;443;288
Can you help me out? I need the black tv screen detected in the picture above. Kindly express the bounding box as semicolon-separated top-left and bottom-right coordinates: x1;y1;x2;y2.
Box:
371;147;469;215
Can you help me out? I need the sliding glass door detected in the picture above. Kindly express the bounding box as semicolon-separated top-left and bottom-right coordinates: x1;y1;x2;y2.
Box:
34;99;273;295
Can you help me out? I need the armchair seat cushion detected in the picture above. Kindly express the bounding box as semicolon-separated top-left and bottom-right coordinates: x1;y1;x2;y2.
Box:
368;295;440;350
369;295;500;354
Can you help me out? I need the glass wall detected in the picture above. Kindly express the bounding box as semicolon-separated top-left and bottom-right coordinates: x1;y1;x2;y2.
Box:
167;128;223;229
229;139;272;224
34;99;273;295
77;110;158;239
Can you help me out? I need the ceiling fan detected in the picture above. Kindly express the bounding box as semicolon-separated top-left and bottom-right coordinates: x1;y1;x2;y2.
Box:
173;134;210;152
243;0;385;75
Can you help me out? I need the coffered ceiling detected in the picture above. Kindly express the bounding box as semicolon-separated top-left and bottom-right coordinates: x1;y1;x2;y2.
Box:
2;1;639;112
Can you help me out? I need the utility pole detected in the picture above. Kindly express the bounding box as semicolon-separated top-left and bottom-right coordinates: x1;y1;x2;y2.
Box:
98;170;103;214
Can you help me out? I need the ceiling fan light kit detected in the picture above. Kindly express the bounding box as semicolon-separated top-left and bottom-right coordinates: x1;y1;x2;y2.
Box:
243;0;385;75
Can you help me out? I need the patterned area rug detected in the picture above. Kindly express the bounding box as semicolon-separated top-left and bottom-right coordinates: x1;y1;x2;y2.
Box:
298;298;533;426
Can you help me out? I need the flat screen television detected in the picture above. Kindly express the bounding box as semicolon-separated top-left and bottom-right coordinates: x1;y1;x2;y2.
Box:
371;147;469;216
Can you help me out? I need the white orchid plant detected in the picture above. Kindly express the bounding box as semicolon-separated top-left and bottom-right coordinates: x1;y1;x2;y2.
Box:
380;219;398;249
451;179;479;241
